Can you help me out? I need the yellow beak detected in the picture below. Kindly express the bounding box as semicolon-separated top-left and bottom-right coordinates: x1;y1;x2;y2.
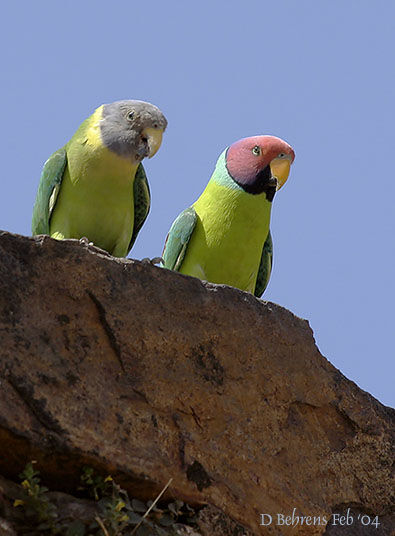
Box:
270;158;291;190
142;127;164;158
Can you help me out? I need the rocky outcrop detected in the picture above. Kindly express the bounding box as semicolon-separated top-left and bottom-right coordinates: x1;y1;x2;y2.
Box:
0;231;393;535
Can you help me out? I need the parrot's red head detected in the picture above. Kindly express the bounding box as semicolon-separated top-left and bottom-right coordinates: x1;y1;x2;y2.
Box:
226;135;295;200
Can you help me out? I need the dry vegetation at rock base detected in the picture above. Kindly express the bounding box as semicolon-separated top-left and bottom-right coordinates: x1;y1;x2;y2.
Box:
0;231;393;535
0;463;206;535
1;463;254;535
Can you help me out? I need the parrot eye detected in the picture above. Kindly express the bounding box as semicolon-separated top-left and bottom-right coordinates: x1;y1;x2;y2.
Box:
278;152;286;158
252;146;261;156
127;111;135;121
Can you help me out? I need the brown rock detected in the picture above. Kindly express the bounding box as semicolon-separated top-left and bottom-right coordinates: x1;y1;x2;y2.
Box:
0;230;393;535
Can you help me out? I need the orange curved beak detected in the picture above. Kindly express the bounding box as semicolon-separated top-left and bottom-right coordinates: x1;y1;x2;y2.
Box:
270;157;292;190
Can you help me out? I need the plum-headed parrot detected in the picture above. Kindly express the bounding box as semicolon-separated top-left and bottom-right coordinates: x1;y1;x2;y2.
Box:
32;100;167;257
162;135;295;297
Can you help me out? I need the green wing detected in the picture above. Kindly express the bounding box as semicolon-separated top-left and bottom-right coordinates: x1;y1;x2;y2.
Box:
128;163;151;253
254;230;273;298
31;148;67;235
162;206;197;271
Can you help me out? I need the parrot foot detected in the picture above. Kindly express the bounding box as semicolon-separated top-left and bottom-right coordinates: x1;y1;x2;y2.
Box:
141;256;164;266
78;238;113;258
79;236;94;247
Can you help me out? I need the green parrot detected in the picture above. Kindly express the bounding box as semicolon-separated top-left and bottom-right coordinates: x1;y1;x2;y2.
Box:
32;100;167;257
162;135;295;297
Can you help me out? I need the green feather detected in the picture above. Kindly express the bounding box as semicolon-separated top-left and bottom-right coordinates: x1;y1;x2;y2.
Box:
254;231;273;297
31;148;67;235
128;163;151;253
162;206;197;271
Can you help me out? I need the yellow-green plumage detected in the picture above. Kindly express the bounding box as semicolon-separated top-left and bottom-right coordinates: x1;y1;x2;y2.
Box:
162;135;294;297
180;180;272;293
49;107;138;257
32;100;167;257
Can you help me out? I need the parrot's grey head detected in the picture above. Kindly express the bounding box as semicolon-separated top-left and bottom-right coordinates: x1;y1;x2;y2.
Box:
100;100;167;161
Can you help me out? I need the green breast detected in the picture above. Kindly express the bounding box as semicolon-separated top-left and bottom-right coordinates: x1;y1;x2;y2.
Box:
49;110;138;257
180;181;272;293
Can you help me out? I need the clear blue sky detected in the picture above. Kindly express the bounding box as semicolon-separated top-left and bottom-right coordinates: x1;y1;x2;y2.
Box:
1;1;393;407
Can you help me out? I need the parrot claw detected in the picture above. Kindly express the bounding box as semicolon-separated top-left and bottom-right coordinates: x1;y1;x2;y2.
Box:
78;238;112;257
141;256;164;266
79;237;94;247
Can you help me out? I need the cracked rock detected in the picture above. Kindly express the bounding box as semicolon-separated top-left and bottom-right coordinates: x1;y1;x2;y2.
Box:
0;231;393;535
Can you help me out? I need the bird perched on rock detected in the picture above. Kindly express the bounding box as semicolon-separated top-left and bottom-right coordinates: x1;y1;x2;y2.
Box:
32;100;167;257
162;135;295;297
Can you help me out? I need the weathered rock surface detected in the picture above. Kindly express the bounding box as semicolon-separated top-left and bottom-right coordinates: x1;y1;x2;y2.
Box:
0;230;393;535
